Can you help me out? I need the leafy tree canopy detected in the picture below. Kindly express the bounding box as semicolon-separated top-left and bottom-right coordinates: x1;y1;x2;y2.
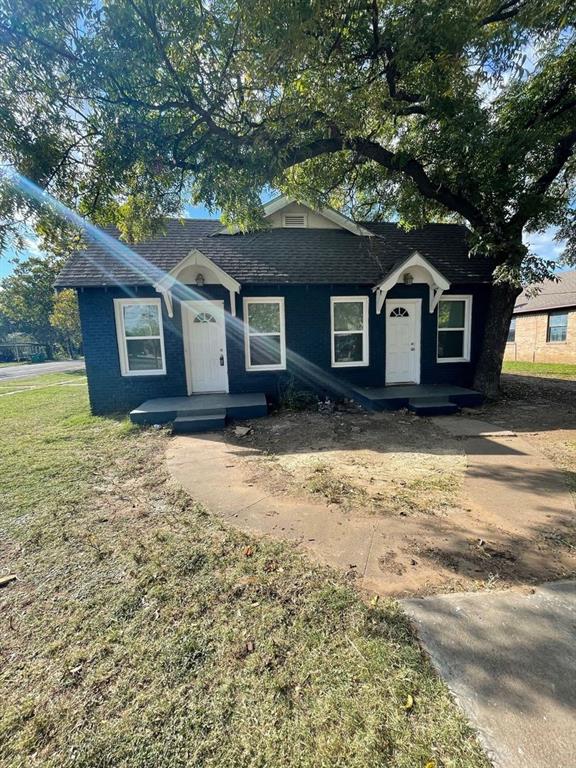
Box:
0;255;81;355
0;0;574;394
50;287;82;355
0;0;574;271
0;255;62;344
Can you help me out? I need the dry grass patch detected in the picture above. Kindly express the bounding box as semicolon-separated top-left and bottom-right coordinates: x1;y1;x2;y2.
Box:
0;374;489;768
241;409;466;517
307;460;370;508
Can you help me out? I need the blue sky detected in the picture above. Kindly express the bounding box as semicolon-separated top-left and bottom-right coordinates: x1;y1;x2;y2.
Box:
0;205;566;280
0;201;219;279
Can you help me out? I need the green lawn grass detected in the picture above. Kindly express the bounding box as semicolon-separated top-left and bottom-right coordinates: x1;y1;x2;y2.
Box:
0;374;489;768
503;360;576;378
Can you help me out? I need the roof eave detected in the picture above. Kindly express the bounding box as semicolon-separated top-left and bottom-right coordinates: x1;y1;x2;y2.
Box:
217;194;375;237
514;303;576;315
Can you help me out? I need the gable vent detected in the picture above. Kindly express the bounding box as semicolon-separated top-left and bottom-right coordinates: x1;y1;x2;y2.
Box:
283;213;308;228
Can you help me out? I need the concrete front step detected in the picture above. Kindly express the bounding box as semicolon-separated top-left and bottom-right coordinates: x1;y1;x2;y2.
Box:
170;407;227;418
351;384;483;412
130;393;267;426
173;412;226;433
408;399;460;416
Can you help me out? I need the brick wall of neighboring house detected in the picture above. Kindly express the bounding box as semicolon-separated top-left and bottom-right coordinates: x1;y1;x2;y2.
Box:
504;308;576;363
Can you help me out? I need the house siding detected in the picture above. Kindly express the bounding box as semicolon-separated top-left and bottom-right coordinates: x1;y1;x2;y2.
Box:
78;281;489;415
504;308;576;364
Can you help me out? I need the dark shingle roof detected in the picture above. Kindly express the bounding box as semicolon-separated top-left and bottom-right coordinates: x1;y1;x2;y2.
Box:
514;270;576;314
55;218;495;288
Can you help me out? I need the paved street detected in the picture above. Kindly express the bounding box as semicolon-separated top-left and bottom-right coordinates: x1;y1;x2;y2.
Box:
0;360;85;380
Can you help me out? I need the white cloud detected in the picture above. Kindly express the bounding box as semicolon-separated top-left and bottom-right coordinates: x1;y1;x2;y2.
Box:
21;235;42;255
524;226;566;264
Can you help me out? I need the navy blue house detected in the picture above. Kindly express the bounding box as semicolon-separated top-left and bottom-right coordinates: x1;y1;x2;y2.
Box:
56;196;493;426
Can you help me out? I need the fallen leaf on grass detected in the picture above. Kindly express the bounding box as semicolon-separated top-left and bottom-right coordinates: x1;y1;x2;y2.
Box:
243;546;253;557
402;694;414;710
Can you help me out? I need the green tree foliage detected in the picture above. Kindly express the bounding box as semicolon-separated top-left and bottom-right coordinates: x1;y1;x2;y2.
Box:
0;307;16;342
50;288;82;357
0;256;61;349
0;0;574;393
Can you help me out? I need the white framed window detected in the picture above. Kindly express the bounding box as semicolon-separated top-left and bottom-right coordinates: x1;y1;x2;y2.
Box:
113;298;166;376
547;310;568;343
507;316;516;343
331;296;369;367
243;297;286;371
437;295;472;363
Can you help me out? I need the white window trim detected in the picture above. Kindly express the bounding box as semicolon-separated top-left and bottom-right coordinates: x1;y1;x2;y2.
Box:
331;296;370;368
243;297;286;372
114;298;167;377
436;295;473;363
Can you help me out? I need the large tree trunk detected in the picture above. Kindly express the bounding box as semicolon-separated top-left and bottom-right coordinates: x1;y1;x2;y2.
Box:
473;281;522;399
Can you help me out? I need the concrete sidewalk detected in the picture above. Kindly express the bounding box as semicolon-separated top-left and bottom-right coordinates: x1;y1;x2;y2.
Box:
403;581;576;768
167;414;576;766
431;415;574;537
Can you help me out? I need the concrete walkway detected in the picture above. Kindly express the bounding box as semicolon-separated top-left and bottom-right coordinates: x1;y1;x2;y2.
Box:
402;581;576;768
167;433;381;579
168;431;461;593
167;415;576;766
0;360;84;380
431;415;574;538
166;414;574;595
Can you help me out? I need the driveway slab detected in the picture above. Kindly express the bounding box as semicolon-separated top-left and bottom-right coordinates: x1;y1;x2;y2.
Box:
402;581;576;768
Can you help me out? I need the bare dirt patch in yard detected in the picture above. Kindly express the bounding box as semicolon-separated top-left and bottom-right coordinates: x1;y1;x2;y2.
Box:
241;408;465;517
215;401;576;596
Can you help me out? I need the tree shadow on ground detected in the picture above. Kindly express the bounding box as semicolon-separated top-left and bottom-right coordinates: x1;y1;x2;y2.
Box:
402;581;576;716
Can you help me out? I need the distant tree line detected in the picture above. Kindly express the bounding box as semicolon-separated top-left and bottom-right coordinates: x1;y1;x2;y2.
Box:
0;255;81;361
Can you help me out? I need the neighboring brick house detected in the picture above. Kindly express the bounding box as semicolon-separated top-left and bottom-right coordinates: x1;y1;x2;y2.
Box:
56;195;492;425
505;270;576;364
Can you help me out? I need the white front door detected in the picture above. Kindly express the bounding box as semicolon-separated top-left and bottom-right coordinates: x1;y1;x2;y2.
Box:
183;300;229;393
385;299;421;384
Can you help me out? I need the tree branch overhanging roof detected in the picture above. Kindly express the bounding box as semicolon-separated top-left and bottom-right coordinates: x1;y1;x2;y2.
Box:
218;195;376;237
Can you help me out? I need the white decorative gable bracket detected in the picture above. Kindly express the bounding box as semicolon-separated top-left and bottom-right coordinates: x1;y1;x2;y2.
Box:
373;252;450;314
154;248;241;318
155;284;175;318
429;285;444;312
